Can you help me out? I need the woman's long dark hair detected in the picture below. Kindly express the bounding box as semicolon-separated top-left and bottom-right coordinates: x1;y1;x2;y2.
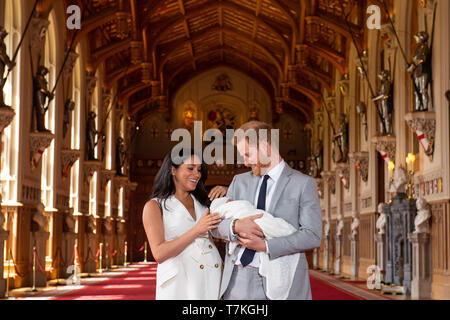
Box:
151;147;210;210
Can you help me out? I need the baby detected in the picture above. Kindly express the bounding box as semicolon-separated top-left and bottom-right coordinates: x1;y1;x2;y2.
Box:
210;197;300;300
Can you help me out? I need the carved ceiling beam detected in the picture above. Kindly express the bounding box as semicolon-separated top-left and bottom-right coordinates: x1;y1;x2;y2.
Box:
305;15;362;44
304;43;347;75
282;97;313;122
72;7;118;47
88;38;132;72
158;26;283;79
249;0;263;64
104;64;142;90
147;1;290;67
178;0;197;72
289;83;321;108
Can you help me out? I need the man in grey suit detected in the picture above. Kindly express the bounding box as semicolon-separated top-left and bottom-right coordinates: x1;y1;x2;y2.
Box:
210;121;322;300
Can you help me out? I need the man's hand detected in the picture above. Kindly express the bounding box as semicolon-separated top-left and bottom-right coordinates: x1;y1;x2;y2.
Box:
238;233;267;252
234;214;264;238
208;185;228;201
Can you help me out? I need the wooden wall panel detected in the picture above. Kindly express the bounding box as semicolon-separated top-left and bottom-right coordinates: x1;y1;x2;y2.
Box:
431;200;450;299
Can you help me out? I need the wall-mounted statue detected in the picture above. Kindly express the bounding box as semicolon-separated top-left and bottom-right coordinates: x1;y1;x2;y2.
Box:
356;102;368;141
115;136;127;176
332;115;349;163
32;65;54;132
407;32;432;112
313;139;323;175
63;99;75;139
414;197;431;234
0;27;15;109
86;111;100;160
373;70;393;136
376;203;387;235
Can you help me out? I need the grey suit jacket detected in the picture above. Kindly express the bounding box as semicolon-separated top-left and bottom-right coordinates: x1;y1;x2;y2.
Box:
211;164;322;300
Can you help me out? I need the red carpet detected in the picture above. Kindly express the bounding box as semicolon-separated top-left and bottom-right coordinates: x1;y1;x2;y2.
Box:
52;264;157;300
309;275;363;300
50;263;370;300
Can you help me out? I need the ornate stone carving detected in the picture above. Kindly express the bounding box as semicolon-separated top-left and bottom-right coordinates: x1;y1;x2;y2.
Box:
86;215;96;234
325;96;335;113
61;149;81;179
404;112;436;159
336;163;350;189
126;181;138;192
100;169;116;192
32;203;48;231
83;160;102;185
351;211;360;237
30;132;54;170
63;50;79;79
414;197;431;234
30;18;49;52
390;167;408;194
349;152;369;182
371;135;396;165
0;106;15;133
64;209;75;233
104;217;114;234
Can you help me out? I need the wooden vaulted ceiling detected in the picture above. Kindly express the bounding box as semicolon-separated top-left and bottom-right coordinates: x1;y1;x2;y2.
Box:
39;0;379;124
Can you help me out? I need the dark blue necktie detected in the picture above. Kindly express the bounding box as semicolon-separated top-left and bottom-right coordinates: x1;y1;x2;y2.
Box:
240;175;270;267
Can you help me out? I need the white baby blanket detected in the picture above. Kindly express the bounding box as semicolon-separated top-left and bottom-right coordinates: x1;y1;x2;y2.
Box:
210;197;300;300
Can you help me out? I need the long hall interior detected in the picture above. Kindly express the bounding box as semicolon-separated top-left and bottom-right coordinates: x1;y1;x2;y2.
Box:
0;0;449;300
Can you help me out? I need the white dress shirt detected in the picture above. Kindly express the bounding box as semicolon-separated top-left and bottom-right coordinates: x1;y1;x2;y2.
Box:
232;160;286;268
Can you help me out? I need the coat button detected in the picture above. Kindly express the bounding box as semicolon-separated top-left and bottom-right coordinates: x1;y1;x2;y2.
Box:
231;260;235;264
200;265;204;269
209;245;213;249
215;264;219;268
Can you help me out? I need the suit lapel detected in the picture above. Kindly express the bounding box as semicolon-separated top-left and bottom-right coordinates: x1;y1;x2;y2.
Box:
247;173;260;203
268;165;293;213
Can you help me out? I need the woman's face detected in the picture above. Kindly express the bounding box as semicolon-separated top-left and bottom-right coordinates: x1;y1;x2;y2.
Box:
172;155;202;192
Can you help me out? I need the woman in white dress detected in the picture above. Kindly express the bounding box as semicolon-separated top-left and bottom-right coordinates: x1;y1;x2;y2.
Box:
142;148;223;300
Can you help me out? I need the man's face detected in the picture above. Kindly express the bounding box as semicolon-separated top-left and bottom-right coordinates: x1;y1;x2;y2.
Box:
236;139;272;176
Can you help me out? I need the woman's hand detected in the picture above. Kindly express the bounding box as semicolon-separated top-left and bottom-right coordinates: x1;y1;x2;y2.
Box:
208;186;228;201
193;208;223;236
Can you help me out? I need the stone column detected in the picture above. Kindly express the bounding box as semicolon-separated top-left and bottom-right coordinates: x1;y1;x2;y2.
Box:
408;232;431;299
350;234;359;280
334;234;342;275
313;248;319;269
84;215;97;274
323;236;330;271
375;233;386;283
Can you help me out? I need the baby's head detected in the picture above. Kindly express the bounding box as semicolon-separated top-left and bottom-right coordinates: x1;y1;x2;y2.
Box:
210;197;232;213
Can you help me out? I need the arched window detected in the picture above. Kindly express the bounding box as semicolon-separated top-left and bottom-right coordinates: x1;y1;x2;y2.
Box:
70;44;82;214
0;0;21;204
41;10;57;209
